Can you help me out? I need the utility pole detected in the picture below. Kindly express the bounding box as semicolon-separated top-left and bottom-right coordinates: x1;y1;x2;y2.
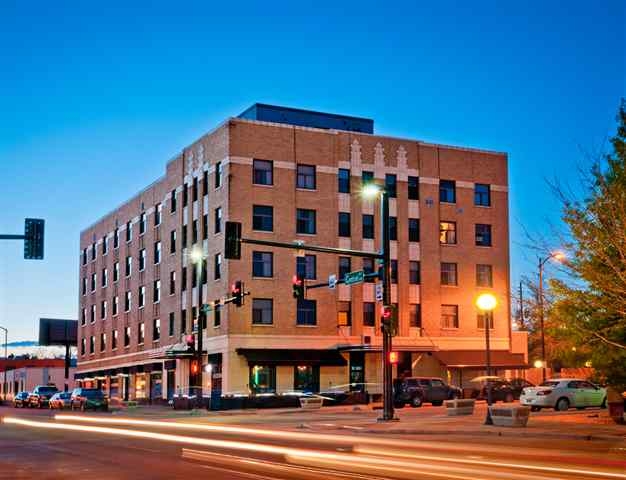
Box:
195;254;204;404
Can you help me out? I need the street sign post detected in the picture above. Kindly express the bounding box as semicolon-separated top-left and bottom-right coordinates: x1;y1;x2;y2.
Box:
328;274;337;289
344;270;365;285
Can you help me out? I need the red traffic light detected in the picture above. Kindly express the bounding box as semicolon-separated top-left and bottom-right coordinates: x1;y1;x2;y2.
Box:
190;360;199;375
388;351;399;364
292;275;303;286
381;305;392;320
185;334;195;347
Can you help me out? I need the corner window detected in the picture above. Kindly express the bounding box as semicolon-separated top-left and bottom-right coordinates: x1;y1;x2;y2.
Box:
253;159;273;185
297;164;316;189
439;180;456;203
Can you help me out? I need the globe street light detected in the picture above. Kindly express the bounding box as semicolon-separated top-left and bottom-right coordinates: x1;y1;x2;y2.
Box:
476;292;497;425
187;246;206;404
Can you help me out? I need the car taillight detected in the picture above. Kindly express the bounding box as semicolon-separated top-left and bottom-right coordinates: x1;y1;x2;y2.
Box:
537;390;552;396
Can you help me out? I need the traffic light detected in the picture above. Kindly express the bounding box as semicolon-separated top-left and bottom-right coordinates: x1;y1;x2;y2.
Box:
185;334;195;351
190;359;199;375
231;280;244;307
388;351;399;365
292;274;305;299
24;218;44;260
224;221;242;259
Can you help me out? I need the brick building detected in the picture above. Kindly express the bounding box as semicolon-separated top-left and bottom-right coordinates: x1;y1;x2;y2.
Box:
76;104;527;402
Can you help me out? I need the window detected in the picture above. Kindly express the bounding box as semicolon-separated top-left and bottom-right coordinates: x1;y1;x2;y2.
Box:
113;262;119;282
112;330;118;349
192;177;198;202
297;255;316;280
139;286;145;308
296;209;316;234
337;302;351;326
81;338;86;356
171;189;177;213
408;176;419;200
409;261;420;284
153;280;161;303
362;214;374;239
249;365;276;394
125;256;132;277
154;241;161;264
125;291;132;312
169;271;176;295
410;304;421;328
252;299;273;325
91;273;96;292
294;365;319;393
390;260;398;283
385;174;397;198
181;267;187;291
297;299;317;326
338;257;351;279
139;249;146;271
126;221;132;242
408;218;420;242
389;217;397;241
89;336;95;354
214;207;222;234
477;312;494;329
181;224;187;248
124;326;131;347
338;168;350;193
138;322;145;344
363;258;375;283
475;224;492;247
170;230;176;254
475;183;491;206
441;262;458;286
476;264;493;287
102;236;108;255
81;308;86;326
202;170;208;196
202;213;208;240
81;277;86;295
440;179;456;203
441;305;459;329
338;212;351;237
169;312;175;337
112;296;119;316
252;251;273;277
155;203;162;226
180;309;187;334
139;212;146;235
192;220;198;244
440;221;457;245
214;254;222;280
91;305;96;323
100;300;107;319
253;205;273;231
82;248;87;265
153;318;161;341
363;302;375;326
91;242;96;261
183;183;188;207
215;161;222;188
113;228;119;249
362;170;374;186
297;164;316;189
253;159;273;185
100;333;106;352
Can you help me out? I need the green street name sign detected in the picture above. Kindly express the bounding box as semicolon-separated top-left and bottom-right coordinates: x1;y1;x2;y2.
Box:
344;270;365;285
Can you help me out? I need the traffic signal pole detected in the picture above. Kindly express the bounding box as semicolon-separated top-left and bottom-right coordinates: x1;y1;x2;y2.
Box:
380;189;395;421
195;257;204;404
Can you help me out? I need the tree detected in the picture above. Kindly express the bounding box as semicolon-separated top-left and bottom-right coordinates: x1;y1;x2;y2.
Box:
550;100;626;388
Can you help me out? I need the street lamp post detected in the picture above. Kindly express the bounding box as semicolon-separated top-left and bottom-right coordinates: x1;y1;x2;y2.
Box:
476;293;497;425
0;326;7;402
190;247;205;405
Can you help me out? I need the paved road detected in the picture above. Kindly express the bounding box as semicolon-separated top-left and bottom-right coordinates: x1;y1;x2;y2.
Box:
1;407;625;479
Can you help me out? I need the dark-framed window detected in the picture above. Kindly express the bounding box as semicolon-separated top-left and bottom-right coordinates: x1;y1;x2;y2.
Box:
138;322;145;344
181;267;187;292
441;262;458;286
410;304;421;328
124;326;131;347
408;176;419;200
102;236;108;255
409;261;420;284
112;330;118;349
390;260;398;284
192;177;198;202
183;183;188;207
296;164;316;189
180;309;187;334
385;174;397;198
152;202;160;225
362;214;374;239
338;256;351;279
171;189;177;213
125;256;132;277
169;270;176;295
214;207;222;234
296;254;316;280
338;212;351;237
169;312;175;336
294;365;320;393
475;224;492;247
181;224;187;248
139;249;146;271
113;229;119;249
408;218;420;242
441;304;459;329
363;257;375;283
476;264;493;287
363;302;375;326
139;212;146;235
296;209;316;234
252;298;273;325
389;217;397;241
337;301;351;326
170;230;176;253
297;299;317;326
202;214;208;240
362;170;374;186
338;168;350;193
214;304;221;327
153;318;161;341
192;220;198;244
477;312;494;329
126;221;132;242
90;336;95;354
249;365;276;394
215;161;222;188
214;254;221;280
252;251;273;277
153;280;161;303
138;286;145;308
252;205;273;231
440;179;456;203
474;183;491;206
202;170;208;196
440;221;457;245
154;241;161;264
253;159;273;185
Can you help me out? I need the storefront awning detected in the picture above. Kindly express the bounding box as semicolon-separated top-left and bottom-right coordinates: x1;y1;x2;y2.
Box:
236;348;347;366
433;350;528;369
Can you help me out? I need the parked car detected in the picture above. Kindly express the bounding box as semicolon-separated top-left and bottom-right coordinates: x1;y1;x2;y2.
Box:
12;391;29;408
469;376;525;403
49;391;72;410
70;388;108;411
520;378;607;412
393;377;462;408
28;385;59;408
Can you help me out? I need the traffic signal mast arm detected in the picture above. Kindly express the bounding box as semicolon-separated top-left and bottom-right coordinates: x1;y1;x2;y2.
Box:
305;269;381;290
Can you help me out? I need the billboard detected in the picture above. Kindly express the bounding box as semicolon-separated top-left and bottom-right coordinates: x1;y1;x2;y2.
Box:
38;318;77;346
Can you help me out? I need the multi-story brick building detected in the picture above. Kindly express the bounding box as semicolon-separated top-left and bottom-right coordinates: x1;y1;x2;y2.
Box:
76;104;527;402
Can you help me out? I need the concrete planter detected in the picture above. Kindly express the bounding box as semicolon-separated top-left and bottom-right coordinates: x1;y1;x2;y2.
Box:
299;396;324;409
444;398;475;416
489;405;531;427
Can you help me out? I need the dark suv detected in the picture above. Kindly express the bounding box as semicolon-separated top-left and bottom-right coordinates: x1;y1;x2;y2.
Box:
28;385;59;408
393;377;461;408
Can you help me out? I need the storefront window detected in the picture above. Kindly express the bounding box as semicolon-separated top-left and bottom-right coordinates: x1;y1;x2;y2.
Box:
294;365;319;393
150;373;162;400
109;376;120;399
249;365;275;394
135;374;147;399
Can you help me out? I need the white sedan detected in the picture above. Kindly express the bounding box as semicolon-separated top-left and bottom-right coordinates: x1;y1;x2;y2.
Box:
520;378;607;412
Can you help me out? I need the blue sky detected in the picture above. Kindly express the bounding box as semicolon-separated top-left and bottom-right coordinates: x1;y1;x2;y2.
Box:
0;1;624;341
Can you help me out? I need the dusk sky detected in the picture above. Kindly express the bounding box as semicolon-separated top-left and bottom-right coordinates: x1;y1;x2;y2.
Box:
0;1;624;341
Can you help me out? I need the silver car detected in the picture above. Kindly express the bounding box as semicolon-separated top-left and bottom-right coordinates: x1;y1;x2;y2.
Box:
520;378;607;412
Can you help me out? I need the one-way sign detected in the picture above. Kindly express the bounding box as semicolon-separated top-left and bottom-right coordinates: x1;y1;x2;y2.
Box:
328;274;337;289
